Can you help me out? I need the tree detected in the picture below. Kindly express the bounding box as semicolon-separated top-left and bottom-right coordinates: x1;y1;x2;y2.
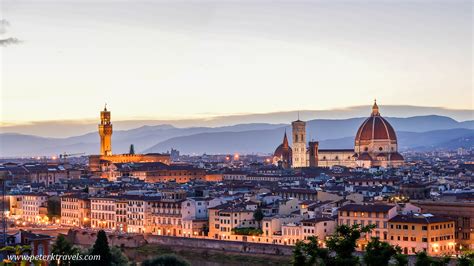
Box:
90;230;112;266
415;251;433;266
392;247;408;266
50;234;81;266
47;196;61;219
253;208;264;228
291;236;329;266
129;144;135;155
292;241;307;266
432;255;451;266
457;251;474;266
142;254;190;266
325;224;375;266
0;245;31;265
110;246;129;266
363;237;397;266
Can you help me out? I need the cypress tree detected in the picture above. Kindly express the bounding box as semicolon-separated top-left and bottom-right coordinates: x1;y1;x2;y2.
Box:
90;230;112;266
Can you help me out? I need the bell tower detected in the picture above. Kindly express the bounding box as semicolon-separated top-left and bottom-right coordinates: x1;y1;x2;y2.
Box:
292;117;307;168
98;104;112;156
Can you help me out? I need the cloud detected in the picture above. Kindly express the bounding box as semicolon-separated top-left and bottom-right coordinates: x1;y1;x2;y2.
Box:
0;19;21;46
0;37;21;46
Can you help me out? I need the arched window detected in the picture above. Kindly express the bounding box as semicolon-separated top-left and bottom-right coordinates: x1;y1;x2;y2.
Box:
379;147;383;151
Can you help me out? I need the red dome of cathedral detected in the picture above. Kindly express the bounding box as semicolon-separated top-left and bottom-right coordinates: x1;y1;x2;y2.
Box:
274;143;292;157
274;131;292;157
355;101;397;142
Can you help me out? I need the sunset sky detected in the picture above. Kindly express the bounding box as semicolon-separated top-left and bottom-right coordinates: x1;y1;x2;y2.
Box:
1;0;472;124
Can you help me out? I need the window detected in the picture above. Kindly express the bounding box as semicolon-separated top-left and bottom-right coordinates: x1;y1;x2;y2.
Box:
422;226;427;231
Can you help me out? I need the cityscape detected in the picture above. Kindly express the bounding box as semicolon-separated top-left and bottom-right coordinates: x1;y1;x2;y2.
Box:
1;0;473;266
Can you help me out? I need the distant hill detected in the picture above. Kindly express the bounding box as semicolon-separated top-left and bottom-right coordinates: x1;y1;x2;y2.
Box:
1;115;472;157
2;105;473;138
145;128;474;154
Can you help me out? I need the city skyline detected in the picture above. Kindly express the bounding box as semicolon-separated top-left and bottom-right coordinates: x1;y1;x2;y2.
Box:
1;0;472;124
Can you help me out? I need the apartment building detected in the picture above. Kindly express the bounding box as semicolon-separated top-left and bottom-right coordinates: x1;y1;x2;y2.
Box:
337;204;397;248
209;203;257;240
60;194;90;227
19;193;49;223
149;199;184;236
388;214;456;256
182;197;210;237
90;197;117;230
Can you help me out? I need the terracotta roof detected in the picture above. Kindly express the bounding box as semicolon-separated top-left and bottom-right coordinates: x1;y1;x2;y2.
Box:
355;105;397;141
389;214;453;224
338;203;395;212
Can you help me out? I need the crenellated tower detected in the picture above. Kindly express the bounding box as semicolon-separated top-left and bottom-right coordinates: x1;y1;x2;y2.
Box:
98;105;113;156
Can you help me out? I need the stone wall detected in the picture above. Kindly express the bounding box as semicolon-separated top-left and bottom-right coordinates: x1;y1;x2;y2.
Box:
67;229;293;256
66;229;146;248
145;235;293;256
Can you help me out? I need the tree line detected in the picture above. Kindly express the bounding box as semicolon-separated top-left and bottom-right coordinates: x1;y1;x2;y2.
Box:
292;224;474;266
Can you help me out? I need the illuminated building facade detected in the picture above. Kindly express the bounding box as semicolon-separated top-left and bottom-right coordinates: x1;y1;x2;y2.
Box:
89;106;171;176
388;214;456;256
273;101;404;168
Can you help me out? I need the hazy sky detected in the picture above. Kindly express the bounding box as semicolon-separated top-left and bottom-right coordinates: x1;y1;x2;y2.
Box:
1;0;472;124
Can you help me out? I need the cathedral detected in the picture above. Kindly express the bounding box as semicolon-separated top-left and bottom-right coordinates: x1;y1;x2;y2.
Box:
273;101;404;169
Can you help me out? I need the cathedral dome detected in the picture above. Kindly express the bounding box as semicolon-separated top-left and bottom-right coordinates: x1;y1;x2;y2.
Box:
274;143;292;158
355;101;397;142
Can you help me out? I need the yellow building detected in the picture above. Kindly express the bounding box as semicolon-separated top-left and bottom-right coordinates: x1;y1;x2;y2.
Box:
388;214;456;256
60;194;91;227
208;203;257;240
337;204;398;249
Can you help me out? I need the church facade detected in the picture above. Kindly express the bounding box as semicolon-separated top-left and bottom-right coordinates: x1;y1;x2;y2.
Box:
273;101;404;169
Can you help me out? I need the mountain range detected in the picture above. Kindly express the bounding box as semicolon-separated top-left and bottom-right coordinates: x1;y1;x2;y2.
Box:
2;105;473;138
0;115;473;157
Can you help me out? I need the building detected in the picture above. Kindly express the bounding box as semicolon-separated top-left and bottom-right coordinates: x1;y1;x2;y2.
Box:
388;214;455;256
181;197;210;237
149;199;184;236
414;200;474;250
60;194;91;227
272;101;404;169
337;203;397;249
209;203;257;240
7;230;53;263
301;217;336;242
89;106;171;175
14;193;49;223
90;197;117;230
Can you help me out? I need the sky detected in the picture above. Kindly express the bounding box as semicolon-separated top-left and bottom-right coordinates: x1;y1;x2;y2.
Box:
1;0;472;125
